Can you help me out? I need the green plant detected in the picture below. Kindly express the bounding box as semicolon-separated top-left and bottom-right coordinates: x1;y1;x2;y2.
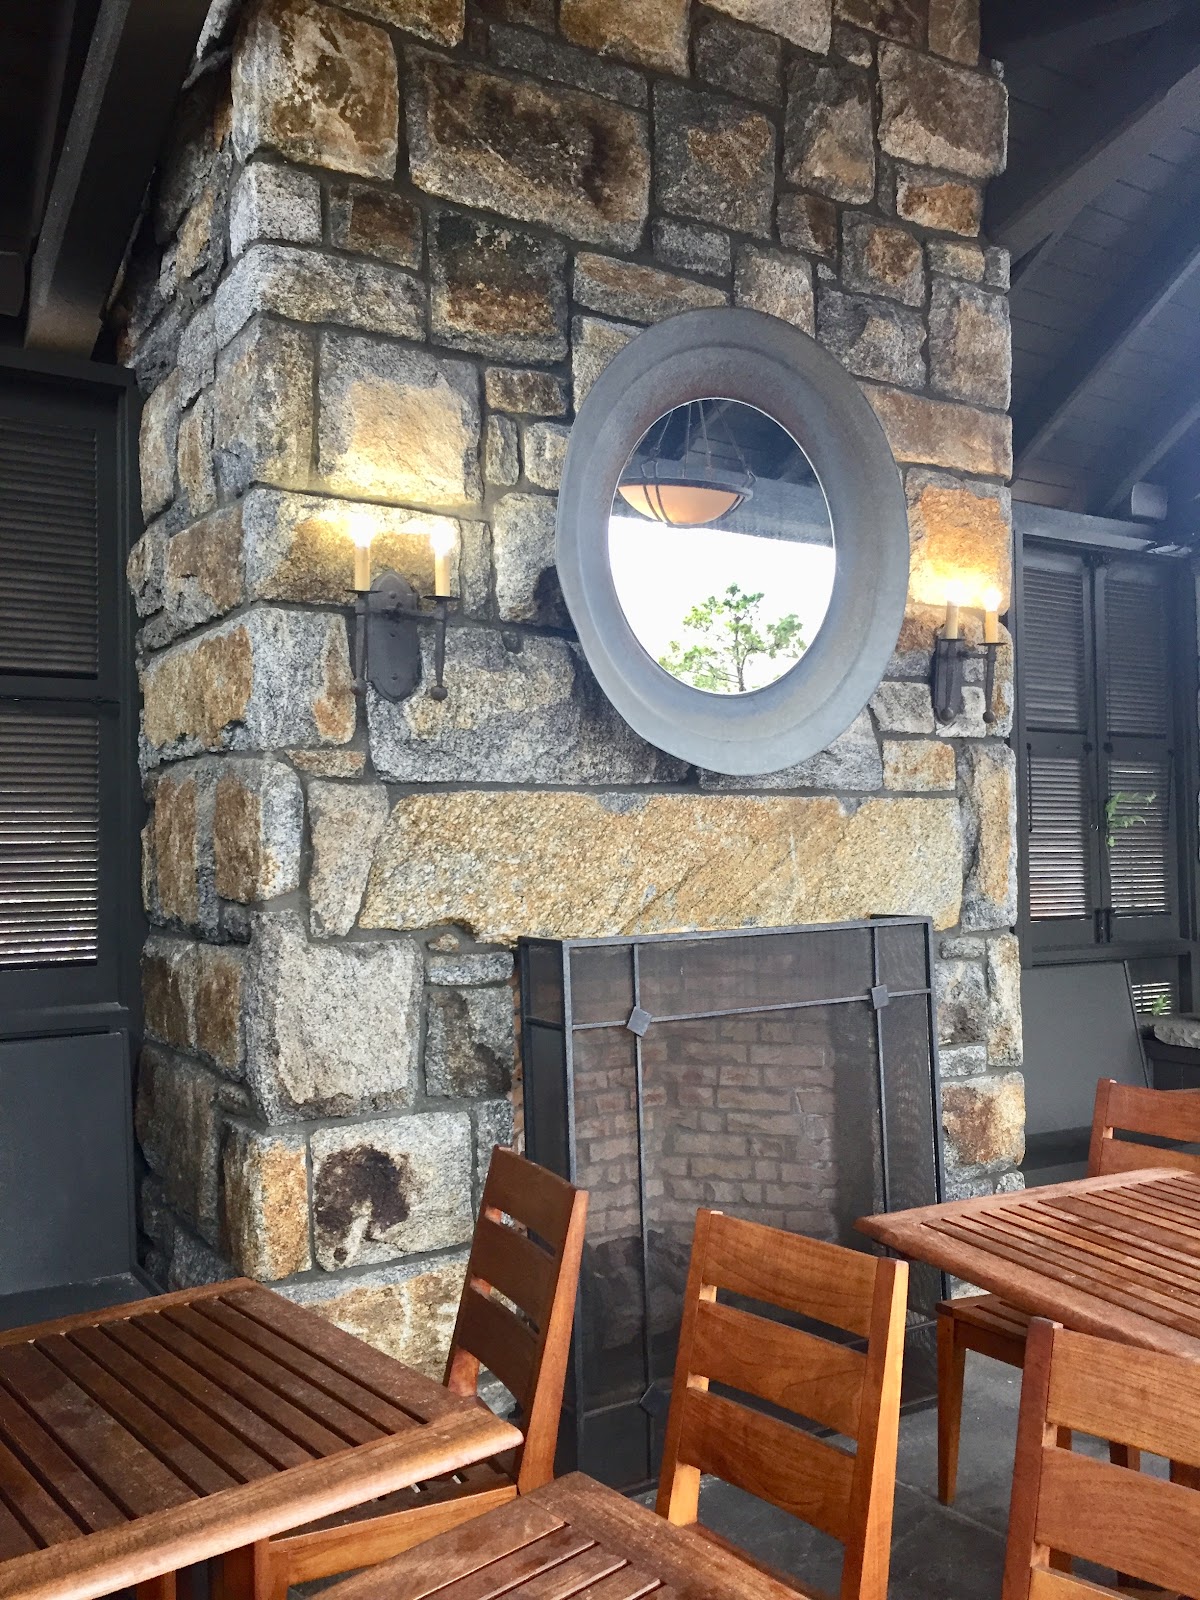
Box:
1146;991;1172;1017
658;584;805;693
1104;790;1156;850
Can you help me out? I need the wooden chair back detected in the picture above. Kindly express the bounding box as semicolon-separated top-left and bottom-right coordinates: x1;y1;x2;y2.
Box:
655;1209;908;1600
1004;1318;1200;1599
443;1147;587;1493
1088;1079;1200;1178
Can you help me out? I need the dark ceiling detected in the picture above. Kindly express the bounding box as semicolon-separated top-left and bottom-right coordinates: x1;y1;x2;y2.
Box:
985;0;1200;535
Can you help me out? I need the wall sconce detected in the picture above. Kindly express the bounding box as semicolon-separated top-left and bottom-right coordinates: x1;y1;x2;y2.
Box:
932;581;1003;725
348;516;457;703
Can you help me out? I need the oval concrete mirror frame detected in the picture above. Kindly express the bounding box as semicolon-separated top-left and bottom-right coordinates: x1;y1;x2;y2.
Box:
555;307;910;775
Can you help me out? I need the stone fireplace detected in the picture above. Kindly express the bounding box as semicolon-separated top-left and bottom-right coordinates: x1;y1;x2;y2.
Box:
118;0;1023;1379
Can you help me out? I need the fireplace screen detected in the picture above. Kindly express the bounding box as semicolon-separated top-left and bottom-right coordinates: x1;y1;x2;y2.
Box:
519;920;945;1491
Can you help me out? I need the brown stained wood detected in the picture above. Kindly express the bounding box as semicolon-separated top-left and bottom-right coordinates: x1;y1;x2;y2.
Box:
1047;1197;1200;1272
69;1327;276;1485
103;1322;312;1473
689;1300;865;1439
34;1337;237;1500
314;1495;566;1600
467;1216;556;1328
932;1214;1200;1338
1025;1571;1127;1600
699;1212;878;1339
222;1290;460;1425
652;1211;905;1600
451;1289;537;1412
1045;1327;1200;1467
1090;1082;1200;1159
1036;1450;1200;1591
538;1475;802;1600
195;1303;416;1439
0;1344;194;1518
136;1316;350;1459
0;1285;257;1352
221;1151;588;1600
502;1544;625;1600
0;1497;38;1561
0;1407;520;1600
677;1388;852;1542
0;1384;125;1534
161;1308;380;1448
569;1568;666;1600
0;1433;85;1548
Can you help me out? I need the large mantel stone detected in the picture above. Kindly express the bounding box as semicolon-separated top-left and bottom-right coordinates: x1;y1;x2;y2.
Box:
360;790;964;940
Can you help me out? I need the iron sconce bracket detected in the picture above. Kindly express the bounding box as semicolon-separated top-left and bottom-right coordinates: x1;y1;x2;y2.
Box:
932;634;1000;725
354;572;454;703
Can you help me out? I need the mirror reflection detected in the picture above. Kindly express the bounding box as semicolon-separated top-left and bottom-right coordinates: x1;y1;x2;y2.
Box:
608;400;835;695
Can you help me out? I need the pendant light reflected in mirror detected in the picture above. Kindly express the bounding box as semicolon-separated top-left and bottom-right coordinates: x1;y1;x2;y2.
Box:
616;399;755;526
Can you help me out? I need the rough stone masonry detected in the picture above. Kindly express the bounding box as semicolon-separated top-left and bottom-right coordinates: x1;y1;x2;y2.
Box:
118;0;1021;1373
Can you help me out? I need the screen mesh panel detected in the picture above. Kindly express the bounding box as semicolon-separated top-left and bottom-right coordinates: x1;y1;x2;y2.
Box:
0;710;101;967
0;417;99;677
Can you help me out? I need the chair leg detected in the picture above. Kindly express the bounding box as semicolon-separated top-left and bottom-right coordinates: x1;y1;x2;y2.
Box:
135;1578;175;1600
1109;1441;1141;1472
212;1542;284;1600
937;1310;967;1506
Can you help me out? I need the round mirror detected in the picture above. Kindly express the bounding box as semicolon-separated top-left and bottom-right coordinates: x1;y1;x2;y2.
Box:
556;308;909;775
608;401;835;696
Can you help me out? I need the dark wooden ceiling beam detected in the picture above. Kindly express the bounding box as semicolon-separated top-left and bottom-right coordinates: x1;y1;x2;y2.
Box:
24;0;212;355
987;15;1200;260
1092;389;1200;517
1014;199;1200;472
988;0;1188;71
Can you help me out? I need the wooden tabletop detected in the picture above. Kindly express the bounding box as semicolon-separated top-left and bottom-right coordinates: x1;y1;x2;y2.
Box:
0;1278;522;1600
327;1472;801;1600
857;1167;1200;1360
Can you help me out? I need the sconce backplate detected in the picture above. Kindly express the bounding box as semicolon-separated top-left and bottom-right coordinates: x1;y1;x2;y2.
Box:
368;572;422;701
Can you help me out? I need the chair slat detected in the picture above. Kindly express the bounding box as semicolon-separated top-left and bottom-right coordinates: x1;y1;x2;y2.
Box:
690;1299;866;1439
454;1287;538;1411
676;1387;853;1543
469;1216;557;1329
1035;1449;1200;1593
418;1526;596;1600
1098;1082;1200;1148
1027;1568;1126;1600
481;1147;577;1250
700;1212;877;1337
1094;1137;1200;1178
1045;1325;1200;1463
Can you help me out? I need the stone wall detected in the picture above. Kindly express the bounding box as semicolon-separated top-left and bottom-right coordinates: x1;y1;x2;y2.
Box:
117;0;1022;1373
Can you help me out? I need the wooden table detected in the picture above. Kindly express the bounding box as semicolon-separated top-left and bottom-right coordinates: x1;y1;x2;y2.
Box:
0;1278;522;1600
857;1167;1200;1359
326;1472;801;1600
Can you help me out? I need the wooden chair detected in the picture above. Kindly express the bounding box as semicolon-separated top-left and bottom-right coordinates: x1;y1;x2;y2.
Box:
655;1209;908;1600
215;1147;587;1600
938;1078;1200;1504
1003;1317;1200;1600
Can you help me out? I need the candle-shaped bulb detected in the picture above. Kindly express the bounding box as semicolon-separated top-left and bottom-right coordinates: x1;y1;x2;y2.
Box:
347;514;375;593
944;579;966;642
431;525;456;598
982;584;1002;645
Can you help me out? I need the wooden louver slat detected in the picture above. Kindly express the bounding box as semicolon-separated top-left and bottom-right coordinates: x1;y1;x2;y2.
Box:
0;710;100;968
1105;572;1169;739
1107;758;1171;917
1022;566;1088;732
0;416;99;678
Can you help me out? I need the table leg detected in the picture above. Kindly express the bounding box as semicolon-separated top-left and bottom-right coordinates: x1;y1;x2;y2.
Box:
135;1578;175;1600
213;1542;285;1600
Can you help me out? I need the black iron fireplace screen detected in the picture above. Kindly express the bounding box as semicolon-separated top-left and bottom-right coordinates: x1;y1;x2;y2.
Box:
519;919;945;1492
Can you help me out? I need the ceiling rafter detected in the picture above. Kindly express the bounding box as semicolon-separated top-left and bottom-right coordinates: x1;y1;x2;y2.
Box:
1014;196;1200;473
987;0;1188;71
988;15;1200;261
1093;389;1200;517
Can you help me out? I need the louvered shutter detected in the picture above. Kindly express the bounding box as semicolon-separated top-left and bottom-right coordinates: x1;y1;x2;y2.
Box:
1021;546;1182;956
0;379;121;1004
1098;563;1176;943
1023;550;1102;952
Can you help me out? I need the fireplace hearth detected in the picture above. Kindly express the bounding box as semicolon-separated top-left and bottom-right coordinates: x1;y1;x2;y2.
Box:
519;920;946;1491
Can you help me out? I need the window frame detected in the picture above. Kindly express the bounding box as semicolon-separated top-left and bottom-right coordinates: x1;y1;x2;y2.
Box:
1015;524;1200;992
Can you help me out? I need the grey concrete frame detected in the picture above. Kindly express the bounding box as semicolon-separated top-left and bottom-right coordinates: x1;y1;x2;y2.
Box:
556;307;910;775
